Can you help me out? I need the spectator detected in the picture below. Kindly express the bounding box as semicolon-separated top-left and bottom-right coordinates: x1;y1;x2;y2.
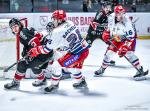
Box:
82;0;89;12
131;2;136;12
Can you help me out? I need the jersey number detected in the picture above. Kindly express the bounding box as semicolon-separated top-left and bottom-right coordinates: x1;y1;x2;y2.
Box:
66;29;82;47
126;30;133;36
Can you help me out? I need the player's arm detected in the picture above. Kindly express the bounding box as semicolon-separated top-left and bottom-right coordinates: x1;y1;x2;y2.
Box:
28;33;62;57
28;27;44;47
101;15;113;43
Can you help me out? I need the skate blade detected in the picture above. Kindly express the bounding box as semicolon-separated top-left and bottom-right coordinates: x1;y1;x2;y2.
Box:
32;83;47;87
73;85;88;89
133;76;147;81
4;87;20;90
43;87;58;94
44;89;58;94
107;63;115;66
94;74;103;77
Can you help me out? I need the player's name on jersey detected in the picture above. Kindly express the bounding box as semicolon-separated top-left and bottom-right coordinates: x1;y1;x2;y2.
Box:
63;25;76;38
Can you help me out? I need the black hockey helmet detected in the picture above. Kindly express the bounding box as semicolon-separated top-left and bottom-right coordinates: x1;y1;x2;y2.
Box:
9;18;23;29
101;1;112;8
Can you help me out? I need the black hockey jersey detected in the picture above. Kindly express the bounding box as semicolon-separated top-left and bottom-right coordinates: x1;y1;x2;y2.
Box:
19;28;35;51
18;27;50;58
86;10;112;45
88;10;112;36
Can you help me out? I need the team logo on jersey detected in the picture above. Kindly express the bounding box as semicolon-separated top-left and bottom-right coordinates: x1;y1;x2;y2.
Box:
40;16;48;26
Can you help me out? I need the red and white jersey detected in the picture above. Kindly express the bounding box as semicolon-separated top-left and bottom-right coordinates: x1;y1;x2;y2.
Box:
42;20;89;54
108;13;135;40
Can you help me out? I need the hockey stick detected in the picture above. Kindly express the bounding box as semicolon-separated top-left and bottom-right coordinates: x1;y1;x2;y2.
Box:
3;62;17;72
3;55;29;72
108;40;144;74
3;31;51;73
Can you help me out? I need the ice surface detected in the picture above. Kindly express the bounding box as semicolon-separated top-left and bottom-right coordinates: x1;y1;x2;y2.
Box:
0;39;150;111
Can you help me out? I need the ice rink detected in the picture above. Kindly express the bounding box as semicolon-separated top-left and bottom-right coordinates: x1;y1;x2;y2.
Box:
0;39;150;111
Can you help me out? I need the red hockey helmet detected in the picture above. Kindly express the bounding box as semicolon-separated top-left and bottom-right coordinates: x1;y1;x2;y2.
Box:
114;5;125;14
52;10;66;21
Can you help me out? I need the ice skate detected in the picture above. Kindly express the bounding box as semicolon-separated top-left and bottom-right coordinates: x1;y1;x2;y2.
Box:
73;78;87;89
4;79;20;90
44;84;59;93
133;66;149;81
94;67;105;77
32;78;47;87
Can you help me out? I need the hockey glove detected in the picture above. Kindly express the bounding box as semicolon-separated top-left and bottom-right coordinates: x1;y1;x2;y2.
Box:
118;39;134;57
28;33;43;47
113;34;121;42
118;45;129;57
90;22;100;31
113;34;126;42
28;46;43;57
102;30;110;44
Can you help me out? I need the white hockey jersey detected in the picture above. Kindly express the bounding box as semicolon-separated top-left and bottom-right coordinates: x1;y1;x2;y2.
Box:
108;13;136;41
42;20;89;54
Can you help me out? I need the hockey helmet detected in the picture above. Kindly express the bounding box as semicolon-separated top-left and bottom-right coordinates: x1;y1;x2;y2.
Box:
9;18;22;29
52;10;67;21
101;1;112;8
114;5;125;14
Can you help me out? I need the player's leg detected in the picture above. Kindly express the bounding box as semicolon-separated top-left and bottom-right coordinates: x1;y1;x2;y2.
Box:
28;52;54;86
104;49;116;66
4;60;27;89
44;71;61;93
27;57;50;87
58;49;89;88
94;46;116;77
61;67;71;80
31;68;47;87
53;50;71;79
125;51;149;79
68;68;87;88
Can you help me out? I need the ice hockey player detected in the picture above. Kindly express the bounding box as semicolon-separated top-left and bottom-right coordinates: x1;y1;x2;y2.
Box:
86;1;115;66
4;18;54;89
46;22;71;80
28;10;90;93
94;5;149;80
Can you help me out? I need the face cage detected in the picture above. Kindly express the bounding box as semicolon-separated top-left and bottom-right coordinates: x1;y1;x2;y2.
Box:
51;17;64;28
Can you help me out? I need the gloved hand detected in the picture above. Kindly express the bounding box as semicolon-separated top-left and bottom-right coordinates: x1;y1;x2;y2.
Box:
113;34;126;42
118;45;129;57
102;30;110;44
113;34;121;42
